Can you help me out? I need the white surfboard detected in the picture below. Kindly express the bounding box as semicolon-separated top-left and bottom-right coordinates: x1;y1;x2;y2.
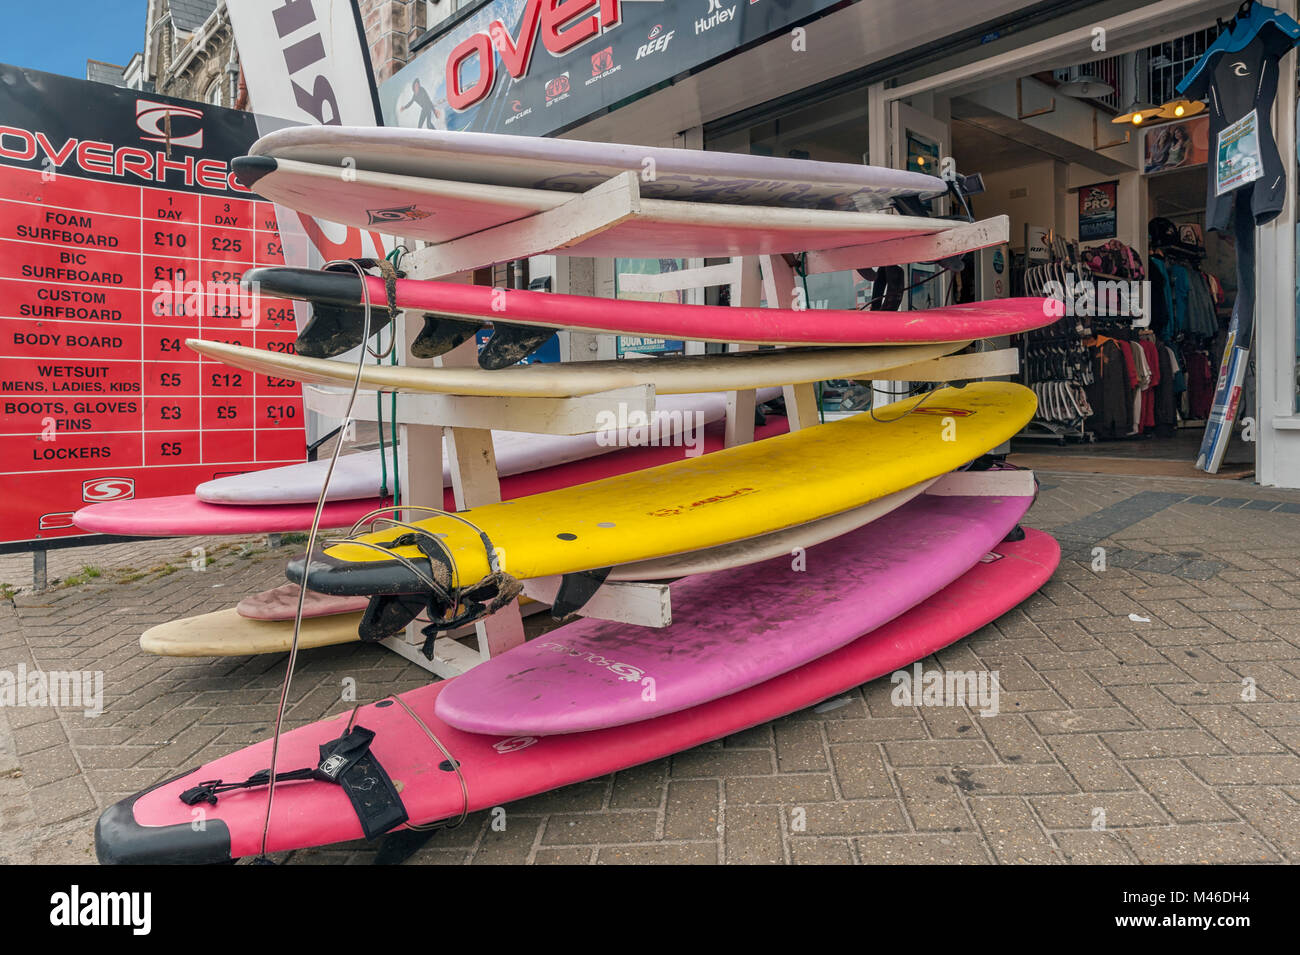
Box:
188;338;966;399
234;158;957;259
249;125;947;212
198;389;779;505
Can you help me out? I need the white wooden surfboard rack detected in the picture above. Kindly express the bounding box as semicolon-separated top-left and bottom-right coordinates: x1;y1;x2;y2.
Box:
299;172;1013;678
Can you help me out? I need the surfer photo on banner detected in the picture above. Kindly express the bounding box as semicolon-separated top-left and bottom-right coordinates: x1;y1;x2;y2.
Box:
399;77;444;130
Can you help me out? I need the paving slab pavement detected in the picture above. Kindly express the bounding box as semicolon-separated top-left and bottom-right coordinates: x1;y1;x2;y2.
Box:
2;469;1300;864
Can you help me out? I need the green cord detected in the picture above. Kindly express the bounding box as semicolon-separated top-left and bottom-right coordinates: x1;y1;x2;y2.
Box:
375;247;407;516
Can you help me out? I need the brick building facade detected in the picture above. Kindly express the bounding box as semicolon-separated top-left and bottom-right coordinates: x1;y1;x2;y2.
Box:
93;0;447;106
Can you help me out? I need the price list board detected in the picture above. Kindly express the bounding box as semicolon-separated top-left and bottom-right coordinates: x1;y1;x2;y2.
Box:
0;65;304;545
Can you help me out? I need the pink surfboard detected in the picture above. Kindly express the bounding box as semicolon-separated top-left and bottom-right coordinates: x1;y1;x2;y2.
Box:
436;488;1033;736
73;417;790;536
71;495;391;537
236;584;370;621
249;267;1054;347
95;528;1059;864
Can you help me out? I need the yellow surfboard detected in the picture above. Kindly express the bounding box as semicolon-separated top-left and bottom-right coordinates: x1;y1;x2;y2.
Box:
297;382;1036;606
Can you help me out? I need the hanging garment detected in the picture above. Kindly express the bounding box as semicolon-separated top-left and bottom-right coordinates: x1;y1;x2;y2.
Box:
1166;345;1187;396
1128;340;1150;434
1085;339;1132;439
1139;337;1164;433
1148;255;1174;339
1153;345;1177;436
1186;269;1219;338
1181;4;1300;230
1169;263;1192;338
1183;345;1216;420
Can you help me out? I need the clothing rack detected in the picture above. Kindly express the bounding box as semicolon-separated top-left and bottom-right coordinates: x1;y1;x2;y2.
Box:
1016;231;1096;443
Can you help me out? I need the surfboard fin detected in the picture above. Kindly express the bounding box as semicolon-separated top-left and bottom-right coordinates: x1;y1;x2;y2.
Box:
296;301;393;358
550;567;612;620
411;313;482;359
373;828;441;865
479;323;559;369
359;594;427;641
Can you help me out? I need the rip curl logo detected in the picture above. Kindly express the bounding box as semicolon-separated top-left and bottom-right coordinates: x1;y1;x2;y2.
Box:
366;204;433;225
649;487;756;517
82;476;134;502
135;99;204;149
538;642;646;682
1231;61;1250;77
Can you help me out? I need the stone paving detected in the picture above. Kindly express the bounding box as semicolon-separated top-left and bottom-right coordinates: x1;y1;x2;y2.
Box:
2;470;1300;865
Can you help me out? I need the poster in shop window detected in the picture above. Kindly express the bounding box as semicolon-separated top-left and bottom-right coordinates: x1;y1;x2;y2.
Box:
1143;115;1209;175
1078;181;1118;242
0;65;304;546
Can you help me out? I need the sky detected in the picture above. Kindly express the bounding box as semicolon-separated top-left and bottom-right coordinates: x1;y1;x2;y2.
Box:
0;1;149;78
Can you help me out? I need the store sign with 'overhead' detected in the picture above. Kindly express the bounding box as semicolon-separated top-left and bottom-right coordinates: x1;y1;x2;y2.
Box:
381;0;840;135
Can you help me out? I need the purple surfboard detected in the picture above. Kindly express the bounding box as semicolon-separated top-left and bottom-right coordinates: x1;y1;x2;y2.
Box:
436;485;1034;736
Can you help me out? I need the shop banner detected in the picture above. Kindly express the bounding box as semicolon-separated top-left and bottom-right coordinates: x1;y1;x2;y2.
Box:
0;65;305;546
227;0;383;128
226;0;389;278
382;0;841;136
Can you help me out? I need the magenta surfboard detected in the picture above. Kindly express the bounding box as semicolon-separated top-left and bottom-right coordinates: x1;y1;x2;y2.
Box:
95;527;1059;864
436;488;1033;736
73;417;790;536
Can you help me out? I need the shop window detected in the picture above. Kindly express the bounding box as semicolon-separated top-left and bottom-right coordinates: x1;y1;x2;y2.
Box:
707;88;871;311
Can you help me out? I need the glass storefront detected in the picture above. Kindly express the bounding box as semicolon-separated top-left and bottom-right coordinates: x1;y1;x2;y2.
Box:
707;87;873;312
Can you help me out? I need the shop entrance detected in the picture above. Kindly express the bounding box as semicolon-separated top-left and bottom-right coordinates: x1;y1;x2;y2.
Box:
893;22;1259;480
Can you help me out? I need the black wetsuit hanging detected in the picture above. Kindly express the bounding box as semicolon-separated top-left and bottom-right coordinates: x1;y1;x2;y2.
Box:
1175;1;1300;471
1182;26;1292;230
1177;2;1300;344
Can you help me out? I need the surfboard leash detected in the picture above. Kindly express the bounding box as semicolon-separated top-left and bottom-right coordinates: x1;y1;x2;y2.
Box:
384;694;470;831
256;258;386;861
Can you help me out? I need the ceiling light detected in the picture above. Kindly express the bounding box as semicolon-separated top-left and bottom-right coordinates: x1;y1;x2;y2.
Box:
1113;101;1163;125
1158;98;1206;120
1058;75;1115;98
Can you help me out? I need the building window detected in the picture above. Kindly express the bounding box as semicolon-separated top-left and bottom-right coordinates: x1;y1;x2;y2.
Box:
206;79;222;106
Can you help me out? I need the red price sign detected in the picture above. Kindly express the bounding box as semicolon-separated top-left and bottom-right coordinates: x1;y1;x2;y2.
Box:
0;67;305;544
